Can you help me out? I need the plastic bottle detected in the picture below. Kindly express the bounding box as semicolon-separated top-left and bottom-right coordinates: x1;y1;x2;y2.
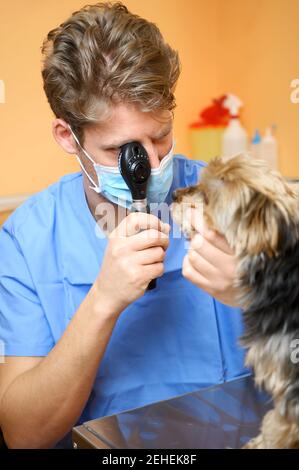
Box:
250;129;262;159
261;126;278;170
222;94;248;158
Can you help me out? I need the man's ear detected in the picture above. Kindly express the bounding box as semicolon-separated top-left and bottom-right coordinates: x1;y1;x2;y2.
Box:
52;118;78;154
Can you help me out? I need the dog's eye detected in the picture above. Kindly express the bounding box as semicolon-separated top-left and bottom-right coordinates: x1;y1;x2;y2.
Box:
202;191;209;204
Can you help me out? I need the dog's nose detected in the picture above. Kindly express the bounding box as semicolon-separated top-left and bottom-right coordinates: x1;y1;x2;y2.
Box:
172;190;178;202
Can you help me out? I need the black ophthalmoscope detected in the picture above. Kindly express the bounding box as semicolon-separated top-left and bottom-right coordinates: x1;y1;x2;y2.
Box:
118;142;156;290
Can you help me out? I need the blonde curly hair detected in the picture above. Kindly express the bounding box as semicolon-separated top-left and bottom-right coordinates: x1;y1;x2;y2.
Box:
41;2;180;142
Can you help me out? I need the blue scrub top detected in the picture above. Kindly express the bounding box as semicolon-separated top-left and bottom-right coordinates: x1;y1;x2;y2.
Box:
0;155;248;429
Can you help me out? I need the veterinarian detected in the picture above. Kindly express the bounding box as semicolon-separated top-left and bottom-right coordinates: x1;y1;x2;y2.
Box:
0;2;248;448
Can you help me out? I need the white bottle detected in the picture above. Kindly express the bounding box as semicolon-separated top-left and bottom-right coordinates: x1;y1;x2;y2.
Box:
261;126;278;170
222;94;248;158
250;129;262;159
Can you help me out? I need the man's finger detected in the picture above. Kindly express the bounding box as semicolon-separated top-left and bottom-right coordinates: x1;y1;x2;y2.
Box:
132;229;169;251
190;212;234;255
115;212;170;237
182;255;211;291
190;232;233;268
188;247;218;280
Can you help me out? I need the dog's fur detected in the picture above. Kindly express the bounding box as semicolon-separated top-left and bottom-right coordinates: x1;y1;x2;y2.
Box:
171;154;299;448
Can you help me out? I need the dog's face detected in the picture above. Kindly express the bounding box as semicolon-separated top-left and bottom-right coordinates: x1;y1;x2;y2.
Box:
172;155;299;443
171;154;299;257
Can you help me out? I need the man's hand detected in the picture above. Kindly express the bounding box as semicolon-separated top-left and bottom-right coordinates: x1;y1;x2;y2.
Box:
182;209;240;307
96;212;170;316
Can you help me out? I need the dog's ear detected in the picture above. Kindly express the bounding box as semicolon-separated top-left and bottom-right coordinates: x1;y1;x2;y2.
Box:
238;194;282;256
235;191;299;257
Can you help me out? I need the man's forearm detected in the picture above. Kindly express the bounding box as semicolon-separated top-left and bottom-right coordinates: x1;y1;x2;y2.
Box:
0;284;119;448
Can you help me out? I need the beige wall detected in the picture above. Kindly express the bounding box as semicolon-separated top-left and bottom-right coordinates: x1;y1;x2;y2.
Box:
0;0;298;199
216;0;299;178
0;0;218;197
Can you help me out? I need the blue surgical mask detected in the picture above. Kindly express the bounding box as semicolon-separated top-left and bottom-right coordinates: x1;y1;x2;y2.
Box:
69;126;174;209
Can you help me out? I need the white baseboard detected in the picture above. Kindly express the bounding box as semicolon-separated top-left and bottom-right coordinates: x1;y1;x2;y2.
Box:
0;195;31;212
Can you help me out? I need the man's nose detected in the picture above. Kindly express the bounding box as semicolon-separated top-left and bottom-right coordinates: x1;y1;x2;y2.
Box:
144;143;160;169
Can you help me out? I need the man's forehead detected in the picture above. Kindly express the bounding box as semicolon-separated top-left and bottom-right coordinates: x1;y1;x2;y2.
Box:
101;121;173;149
88;109;173;148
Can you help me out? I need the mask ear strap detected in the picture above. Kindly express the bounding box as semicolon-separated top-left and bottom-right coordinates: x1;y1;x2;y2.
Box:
75;156;100;193
151;140;175;175
68;125;100;192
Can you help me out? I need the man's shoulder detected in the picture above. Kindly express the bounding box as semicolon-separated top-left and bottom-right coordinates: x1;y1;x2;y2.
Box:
174;153;207;167
3;172;82;239
173;154;206;188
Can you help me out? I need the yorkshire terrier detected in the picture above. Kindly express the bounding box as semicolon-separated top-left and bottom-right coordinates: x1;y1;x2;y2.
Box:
171;154;299;449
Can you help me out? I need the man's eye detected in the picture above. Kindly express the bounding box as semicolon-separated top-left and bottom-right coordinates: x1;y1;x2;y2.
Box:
157;131;171;141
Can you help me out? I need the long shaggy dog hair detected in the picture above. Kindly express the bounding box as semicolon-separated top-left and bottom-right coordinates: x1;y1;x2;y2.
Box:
171;154;299;448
